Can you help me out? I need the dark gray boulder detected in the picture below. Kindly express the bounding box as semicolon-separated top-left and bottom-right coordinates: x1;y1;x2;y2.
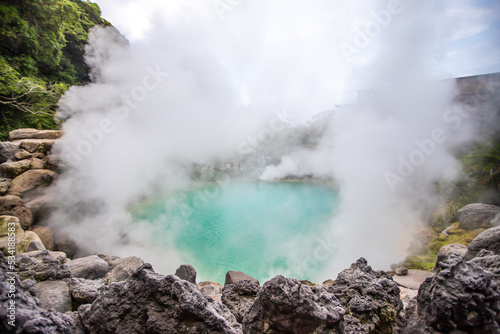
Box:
175;264;197;284
457;203;500;230
325;258;404;333
242;275;345;333
225;270;259;286
403;253;500;333
67;255;109;280
464;225;500;260
15;250;70;281
81;263;242;333
222;279;260;323
0;252;82;333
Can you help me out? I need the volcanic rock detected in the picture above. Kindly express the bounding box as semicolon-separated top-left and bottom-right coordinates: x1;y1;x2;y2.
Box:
81;263;242;333
325;258;404;333
403;253;500;333
15;249;70;281
243;275;345;333
0;252;82;333
175;264;197;284
433;243;467;272
225;270;259;286
222;279;260;323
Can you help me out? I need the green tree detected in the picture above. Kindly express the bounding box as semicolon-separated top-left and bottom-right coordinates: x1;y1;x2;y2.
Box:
0;0;110;140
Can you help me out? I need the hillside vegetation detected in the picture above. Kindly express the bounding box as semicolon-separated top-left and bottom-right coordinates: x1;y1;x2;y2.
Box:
0;0;110;140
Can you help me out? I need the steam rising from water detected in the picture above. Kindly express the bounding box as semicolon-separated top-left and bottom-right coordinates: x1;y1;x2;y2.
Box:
46;0;496;280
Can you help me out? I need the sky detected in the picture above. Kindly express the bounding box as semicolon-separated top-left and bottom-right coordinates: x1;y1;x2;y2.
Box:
93;0;500;82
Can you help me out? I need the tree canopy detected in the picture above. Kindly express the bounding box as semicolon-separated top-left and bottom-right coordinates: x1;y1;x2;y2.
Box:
0;0;110;139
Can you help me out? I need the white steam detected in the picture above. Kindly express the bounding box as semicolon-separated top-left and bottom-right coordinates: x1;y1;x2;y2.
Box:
46;0;496;280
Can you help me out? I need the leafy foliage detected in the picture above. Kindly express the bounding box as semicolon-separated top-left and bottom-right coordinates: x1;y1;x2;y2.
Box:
0;0;110;140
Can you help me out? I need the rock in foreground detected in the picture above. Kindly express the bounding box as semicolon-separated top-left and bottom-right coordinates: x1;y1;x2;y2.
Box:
243;275;345;333
404;253;500;333
82;263;242;334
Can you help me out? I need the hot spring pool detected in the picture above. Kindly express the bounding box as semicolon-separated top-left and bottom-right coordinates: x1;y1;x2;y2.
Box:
132;181;339;283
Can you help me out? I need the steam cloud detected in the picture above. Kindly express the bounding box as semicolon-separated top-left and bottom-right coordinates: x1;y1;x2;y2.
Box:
46;0;497;280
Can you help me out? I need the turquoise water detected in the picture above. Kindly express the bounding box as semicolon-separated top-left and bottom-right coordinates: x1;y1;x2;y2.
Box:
132;181;339;283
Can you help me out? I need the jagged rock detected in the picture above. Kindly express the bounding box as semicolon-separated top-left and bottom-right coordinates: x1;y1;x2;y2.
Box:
8;169;58;197
199;281;223;302
67;255;109;280
0;178;10;196
37;280;71;313
15;149;32;160
325;258;404;333
30;158;45;169
222;279;260;323
0;252;83;333
104;255;144;283
0;142;19;163
0;159;31;179
243;275;345;333
31;225;55;250
433;243;467;272
27;240;46;251
0;195;33;229
54;233;78;259
225;270;259;286
69;277;105;304
464;226;500;260
0;215;41;256
15;249;70;281
175;264;197;284
457;203;500;230
469;249;500;281
81;263;242;333
403;253;500;333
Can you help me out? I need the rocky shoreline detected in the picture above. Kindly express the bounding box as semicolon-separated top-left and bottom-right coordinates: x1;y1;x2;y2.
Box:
1;129;500;333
